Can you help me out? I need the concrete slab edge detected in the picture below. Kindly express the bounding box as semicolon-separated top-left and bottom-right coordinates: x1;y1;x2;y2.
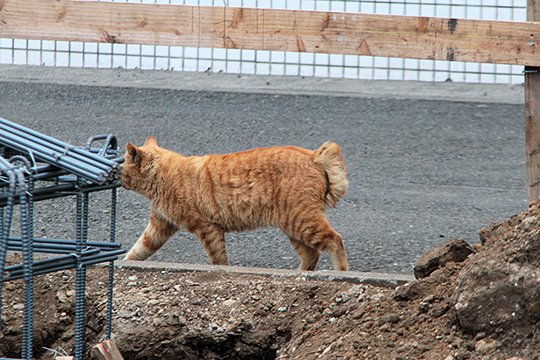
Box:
114;260;415;288
0;64;524;104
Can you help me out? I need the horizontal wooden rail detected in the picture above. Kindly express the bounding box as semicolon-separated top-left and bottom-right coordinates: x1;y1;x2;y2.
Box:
0;0;540;66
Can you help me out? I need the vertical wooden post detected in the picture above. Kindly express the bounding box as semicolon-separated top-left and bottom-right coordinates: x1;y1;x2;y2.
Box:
525;1;540;202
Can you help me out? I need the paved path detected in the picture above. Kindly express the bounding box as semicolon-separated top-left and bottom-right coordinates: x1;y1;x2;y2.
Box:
0;65;528;274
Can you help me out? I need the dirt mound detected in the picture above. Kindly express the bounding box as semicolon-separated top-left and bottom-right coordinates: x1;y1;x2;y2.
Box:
1;203;539;359
452;201;540;358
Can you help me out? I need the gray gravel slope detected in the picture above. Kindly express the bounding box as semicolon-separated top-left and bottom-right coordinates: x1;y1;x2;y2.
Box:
0;80;527;273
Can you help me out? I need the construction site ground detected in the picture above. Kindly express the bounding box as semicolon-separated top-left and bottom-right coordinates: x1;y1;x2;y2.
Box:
1;203;540;360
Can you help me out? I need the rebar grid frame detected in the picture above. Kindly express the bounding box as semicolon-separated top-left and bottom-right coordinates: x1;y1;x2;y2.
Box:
0;118;125;360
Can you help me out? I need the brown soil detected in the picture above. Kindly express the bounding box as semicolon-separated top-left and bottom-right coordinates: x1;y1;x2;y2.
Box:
1;203;540;360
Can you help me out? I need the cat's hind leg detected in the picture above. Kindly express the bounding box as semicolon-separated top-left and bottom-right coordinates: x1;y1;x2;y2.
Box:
190;223;228;266
124;209;178;260
286;211;349;271
323;231;349;272
289;237;320;271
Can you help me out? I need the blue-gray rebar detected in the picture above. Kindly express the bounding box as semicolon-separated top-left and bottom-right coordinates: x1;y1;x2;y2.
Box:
13;163;34;359
8;236;120;249
3;249;125;281
6;244;118;254
4;249;101;273
106;188;117;339
14;253;124;278
0;156;17;326
0;181;121;207
73;184;87;360
8;236;121;251
86;134;118;158
7;237;121;254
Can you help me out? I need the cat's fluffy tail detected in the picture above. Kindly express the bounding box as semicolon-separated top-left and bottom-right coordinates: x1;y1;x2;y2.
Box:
313;142;348;207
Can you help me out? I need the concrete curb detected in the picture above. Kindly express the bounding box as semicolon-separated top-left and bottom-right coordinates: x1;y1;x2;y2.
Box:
0;64;525;104
114;260;415;288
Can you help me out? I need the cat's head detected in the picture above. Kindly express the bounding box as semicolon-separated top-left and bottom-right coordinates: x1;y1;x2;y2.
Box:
120;136;160;192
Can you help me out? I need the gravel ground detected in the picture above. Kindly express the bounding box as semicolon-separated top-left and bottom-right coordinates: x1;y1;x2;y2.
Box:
0;78;528;273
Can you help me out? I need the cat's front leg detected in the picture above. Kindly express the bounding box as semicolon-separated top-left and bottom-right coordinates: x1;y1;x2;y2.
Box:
124;209;178;260
189;223;228;266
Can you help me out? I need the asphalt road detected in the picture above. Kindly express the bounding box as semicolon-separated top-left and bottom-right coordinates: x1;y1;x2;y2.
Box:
0;68;528;274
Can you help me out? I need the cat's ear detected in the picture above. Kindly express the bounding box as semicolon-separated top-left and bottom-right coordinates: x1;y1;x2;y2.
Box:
125;143;140;163
144;136;158;147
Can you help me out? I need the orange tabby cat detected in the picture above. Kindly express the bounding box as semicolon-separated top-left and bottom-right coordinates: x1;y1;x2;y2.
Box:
121;136;349;271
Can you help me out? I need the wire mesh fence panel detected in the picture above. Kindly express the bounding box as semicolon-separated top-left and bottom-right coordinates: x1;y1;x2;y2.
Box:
0;0;527;83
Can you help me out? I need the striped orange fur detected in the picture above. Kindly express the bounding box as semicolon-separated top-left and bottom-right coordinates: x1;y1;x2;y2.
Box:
121;136;349;271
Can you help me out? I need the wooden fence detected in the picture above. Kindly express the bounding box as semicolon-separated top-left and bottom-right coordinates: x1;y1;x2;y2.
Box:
1;0;539;201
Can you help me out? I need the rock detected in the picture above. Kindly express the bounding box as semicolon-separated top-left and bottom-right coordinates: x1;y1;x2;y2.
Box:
380;314;400;324
414;238;475;279
452;256;540;335
13;303;24;311
474;339;499;354
454;351;471;360
208;323;226;334
474;332;486;340
222;299;237;307
430;303;450;318
418;302;430;313
56;290;68;303
392;282;420;301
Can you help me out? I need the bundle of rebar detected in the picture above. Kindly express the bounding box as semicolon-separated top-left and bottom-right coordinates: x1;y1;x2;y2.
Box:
0;117;122;185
